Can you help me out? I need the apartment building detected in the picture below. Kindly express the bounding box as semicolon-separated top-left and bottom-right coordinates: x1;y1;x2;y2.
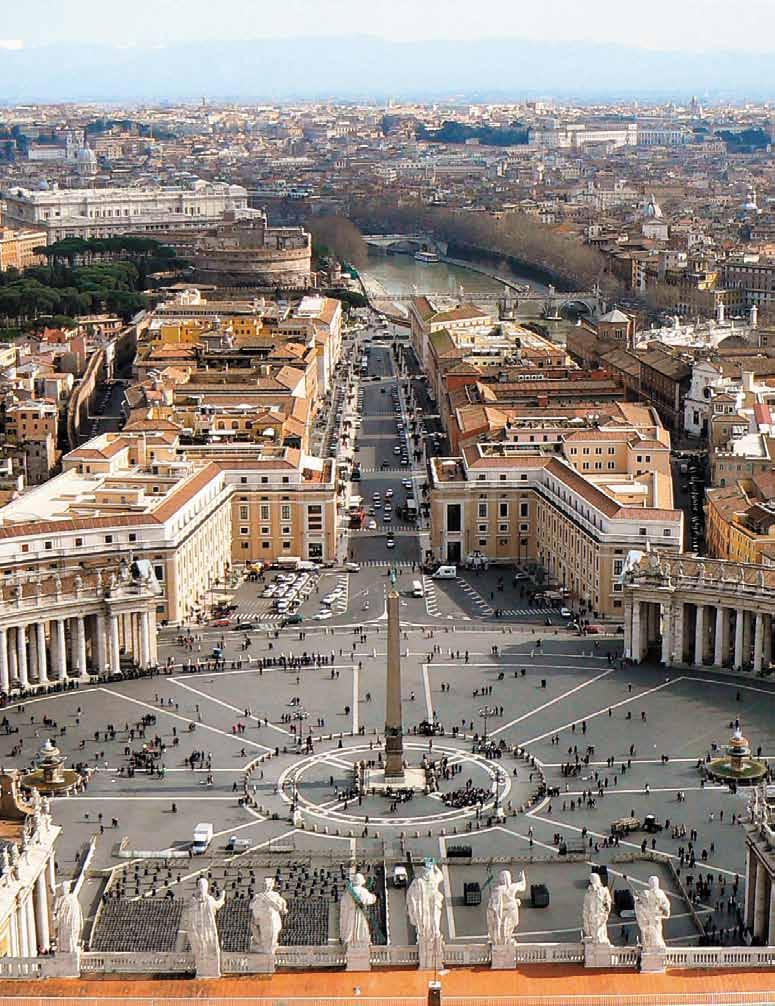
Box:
706;475;775;564
429;406;681;618
0;228;47;271
0;429;337;625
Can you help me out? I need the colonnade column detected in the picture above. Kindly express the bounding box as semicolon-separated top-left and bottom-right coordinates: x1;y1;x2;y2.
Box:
7;630;16;686
754;859;768;938
16;626;28;690
55;619;67;681
24;895;36;957
734;609;745;671
660;602;673;665
631;601;642;662
672;601;685;664
139;611;151;669
94;613;107;676
109;615;120;677
0;627;9;694
75;616;87;678
7;901;19;956
34;871;49;952
16;897;28;957
28;629;37;684
35;622;48;684
714;607;728;667
754;613;765;675
694;604;705;666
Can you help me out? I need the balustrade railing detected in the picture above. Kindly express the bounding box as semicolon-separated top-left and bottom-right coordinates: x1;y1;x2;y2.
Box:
274;945;348;968
80;951;195;974
514;942;585;964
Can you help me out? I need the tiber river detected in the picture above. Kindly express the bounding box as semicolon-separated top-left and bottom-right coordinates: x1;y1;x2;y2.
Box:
360;251;576;340
362;251;550;298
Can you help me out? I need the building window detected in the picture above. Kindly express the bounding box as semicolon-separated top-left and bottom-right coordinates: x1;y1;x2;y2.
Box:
261;527;270;536
262;541;270;549
260;504;269;520
240;526;249;535
21;544;28;553
105;535;113;544
75;537;82;547
282;541;291;550
239;505;249;520
499;523;509;532
608;447;615;455
639;527;647;536
499;502;508;518
44;541;52;550
281;504;292;522
241;542;249;550
447;504;462;533
663;528;672;537
240;476;247;484
478;538;487;546
478;503;488;518
519;502;529;518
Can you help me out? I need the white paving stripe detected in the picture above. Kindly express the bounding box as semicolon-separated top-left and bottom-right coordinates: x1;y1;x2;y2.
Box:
519;677;681;746
490;667;615;737
169;677;286;743
99;687;270;752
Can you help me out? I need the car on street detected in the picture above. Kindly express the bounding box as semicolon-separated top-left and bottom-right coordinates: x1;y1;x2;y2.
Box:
282;613;304;626
211;618;231;627
386;537;395;548
385;489;393;497
560;607;573;618
367;519;377;530
313;610;333;620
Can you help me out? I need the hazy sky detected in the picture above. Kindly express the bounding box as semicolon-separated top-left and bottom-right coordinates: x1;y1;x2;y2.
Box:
2;0;774;52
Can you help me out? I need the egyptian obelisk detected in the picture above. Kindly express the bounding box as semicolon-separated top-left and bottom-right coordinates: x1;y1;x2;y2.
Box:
384;584;404;780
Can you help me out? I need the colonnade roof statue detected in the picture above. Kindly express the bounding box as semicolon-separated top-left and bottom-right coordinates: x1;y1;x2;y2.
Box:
250;877;288;955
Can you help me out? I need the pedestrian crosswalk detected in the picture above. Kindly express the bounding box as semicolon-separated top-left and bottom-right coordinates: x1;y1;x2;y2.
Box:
455;578;494;616
423;575;440;617
331;574;349;614
358;560;418;569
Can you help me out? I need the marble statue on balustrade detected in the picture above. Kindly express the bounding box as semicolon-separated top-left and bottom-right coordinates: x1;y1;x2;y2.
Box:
487;869;526;946
186;877;225;977
340;872;377;948
582;872;612;945
249;877;287;956
54;881;83;954
407;860;445;970
635;876;671;952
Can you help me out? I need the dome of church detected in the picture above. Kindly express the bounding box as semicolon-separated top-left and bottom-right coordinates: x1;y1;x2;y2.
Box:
642;194;663;219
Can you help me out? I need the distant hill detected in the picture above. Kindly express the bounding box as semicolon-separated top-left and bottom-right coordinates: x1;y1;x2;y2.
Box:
1;36;775;102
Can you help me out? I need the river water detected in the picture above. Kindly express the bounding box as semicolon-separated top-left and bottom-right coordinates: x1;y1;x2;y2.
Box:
360;252;577;341
362;252;550;298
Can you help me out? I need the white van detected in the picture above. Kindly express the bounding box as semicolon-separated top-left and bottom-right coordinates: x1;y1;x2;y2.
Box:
432;565;457;579
412;579;424;598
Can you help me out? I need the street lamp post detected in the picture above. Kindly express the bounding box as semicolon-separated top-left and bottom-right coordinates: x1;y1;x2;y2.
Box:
479;706;493;742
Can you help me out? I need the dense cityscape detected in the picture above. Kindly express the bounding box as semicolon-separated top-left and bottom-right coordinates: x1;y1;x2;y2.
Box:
3;9;775;1004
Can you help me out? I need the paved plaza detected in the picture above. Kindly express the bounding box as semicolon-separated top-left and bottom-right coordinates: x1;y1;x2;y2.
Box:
4;621;771;951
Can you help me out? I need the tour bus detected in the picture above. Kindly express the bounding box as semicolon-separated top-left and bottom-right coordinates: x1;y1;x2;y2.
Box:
411;579;424;598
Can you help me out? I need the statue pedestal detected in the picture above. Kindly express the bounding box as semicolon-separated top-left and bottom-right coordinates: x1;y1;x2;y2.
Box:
418;937;444;971
195;951;221;979
583;939;614;968
640;947;666;973
346;944;371;971
491;944;517;970
51;950;80;978
253;951;276;974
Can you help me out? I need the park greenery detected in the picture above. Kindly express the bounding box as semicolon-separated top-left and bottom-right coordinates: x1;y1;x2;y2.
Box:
415;121;529;146
0;237;185;326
